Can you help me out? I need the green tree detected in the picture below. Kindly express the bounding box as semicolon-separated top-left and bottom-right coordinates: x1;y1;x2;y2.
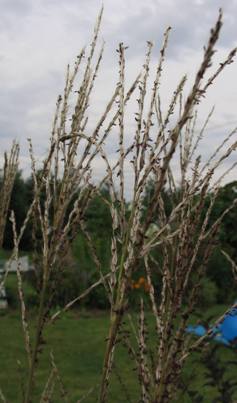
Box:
3;171;33;250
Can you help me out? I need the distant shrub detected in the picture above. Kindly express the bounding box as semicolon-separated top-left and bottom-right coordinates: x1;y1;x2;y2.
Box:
5;274;38;309
198;278;218;308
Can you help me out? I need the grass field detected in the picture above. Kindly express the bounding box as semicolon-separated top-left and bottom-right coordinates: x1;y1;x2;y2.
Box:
0;307;237;402
0;310;139;402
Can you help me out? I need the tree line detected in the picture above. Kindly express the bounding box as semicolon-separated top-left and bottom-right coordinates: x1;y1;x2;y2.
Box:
2;171;237;308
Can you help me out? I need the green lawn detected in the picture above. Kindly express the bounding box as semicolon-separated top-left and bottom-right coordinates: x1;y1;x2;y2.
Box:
0;310;140;402
0;307;237;402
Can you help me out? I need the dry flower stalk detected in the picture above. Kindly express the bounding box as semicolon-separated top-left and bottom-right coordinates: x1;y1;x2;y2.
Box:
97;9;237;403
0;388;7;403
0;141;19;247
0;7;237;403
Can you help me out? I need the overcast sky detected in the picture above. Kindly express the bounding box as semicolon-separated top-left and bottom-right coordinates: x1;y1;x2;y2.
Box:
0;0;237;193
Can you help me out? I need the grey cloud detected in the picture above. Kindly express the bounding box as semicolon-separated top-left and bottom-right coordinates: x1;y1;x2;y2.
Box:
0;0;236;186
0;69;63;153
0;0;33;32
107;0;237;60
0;0;32;15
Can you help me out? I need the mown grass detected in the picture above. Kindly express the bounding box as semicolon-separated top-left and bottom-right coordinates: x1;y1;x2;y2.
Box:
0;310;139;402
0;306;237;402
1;276;237;402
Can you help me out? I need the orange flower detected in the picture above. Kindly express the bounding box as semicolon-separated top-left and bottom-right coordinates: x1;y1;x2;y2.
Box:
138;277;145;285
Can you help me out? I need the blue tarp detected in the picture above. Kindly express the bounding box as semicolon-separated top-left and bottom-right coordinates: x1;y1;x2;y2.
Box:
186;305;237;347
